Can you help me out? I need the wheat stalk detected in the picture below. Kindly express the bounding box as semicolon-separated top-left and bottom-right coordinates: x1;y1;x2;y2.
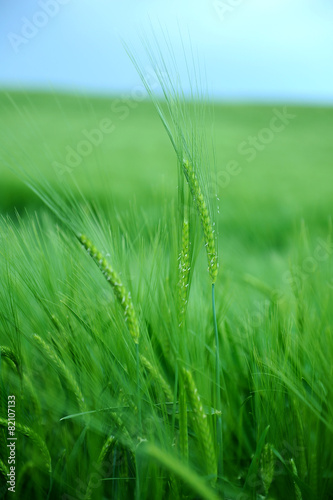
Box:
179;379;188;463
180;161;222;480
295;408;307;479
309;451;317;498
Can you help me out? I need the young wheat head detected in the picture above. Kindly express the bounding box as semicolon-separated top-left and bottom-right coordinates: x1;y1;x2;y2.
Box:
183;160;218;283
78;234;140;344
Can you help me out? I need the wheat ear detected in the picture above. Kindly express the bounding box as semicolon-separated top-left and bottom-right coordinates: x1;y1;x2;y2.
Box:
22;372;42;416
183;368;216;478
86;435;116;500
140;354;173;401
0;418;51;473
290;458;303;500
0;345;41;418
260;443;275;495
32;334;86;414
78;234;140;344
182;160;218;284
79;234;142;431
86;412;134;500
178;219;190;327
0;345;21;377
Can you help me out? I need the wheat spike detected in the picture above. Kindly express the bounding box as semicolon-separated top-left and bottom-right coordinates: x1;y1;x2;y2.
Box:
183;160;218;283
22;372;42;416
109;412;133;445
260;443;275;495
183;368;216;477
32;334;86;414
0;345;21;377
0;345;42;417
79;234;140;344
290;458;303;500
85;435;116;500
0;418;51;473
178;219;190;326
140;354;173;401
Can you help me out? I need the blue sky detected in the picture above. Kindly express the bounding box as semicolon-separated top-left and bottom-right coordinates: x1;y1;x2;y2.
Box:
1;0;333;103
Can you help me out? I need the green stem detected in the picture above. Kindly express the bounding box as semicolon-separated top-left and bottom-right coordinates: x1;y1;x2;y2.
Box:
212;283;223;485
171;362;179;435
135;343;142;499
136;342;142;434
135;455;141;500
179;375;188;463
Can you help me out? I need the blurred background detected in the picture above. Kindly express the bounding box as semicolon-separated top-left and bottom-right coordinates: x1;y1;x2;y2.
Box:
0;0;332;287
1;0;333;102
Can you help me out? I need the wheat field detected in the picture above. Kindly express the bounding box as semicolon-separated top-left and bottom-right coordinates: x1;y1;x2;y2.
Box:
0;84;332;500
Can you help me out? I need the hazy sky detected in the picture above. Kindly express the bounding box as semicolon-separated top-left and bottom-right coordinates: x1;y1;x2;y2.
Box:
1;0;333;102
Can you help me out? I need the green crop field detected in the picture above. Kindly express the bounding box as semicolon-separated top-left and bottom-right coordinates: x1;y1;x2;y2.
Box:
0;86;332;500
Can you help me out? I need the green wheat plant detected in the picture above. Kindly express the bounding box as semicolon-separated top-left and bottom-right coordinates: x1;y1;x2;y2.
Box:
126;33;223;482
